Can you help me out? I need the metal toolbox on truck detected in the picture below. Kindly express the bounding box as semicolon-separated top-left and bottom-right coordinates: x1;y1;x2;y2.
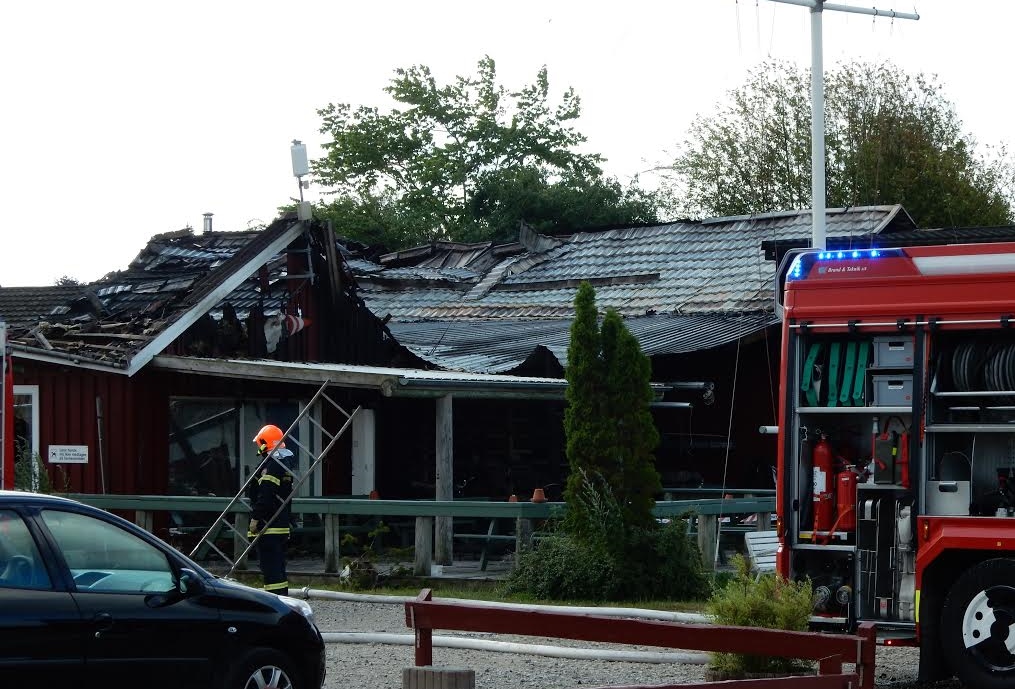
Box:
872;336;914;369
871;374;913;406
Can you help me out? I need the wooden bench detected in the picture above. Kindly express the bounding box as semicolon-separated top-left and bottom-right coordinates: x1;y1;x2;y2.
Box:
744;530;779;576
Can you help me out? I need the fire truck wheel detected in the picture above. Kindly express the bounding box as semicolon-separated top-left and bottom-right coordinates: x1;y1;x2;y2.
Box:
941;558;1015;689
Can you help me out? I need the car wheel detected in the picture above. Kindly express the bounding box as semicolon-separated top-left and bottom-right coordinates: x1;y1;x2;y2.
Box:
227;648;302;689
941;558;1015;689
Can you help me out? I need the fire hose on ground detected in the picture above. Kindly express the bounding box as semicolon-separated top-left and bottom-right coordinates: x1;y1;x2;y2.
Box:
298;587;711;665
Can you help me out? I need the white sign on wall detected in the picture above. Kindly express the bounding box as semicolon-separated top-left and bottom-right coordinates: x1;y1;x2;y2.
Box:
48;445;88;464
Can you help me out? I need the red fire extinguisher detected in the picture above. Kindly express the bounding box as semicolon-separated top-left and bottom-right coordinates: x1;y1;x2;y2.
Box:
836;467;858;532
813;434;836;533
898;432;910;489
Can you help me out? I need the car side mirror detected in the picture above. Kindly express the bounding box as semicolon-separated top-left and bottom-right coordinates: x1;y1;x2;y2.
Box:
178;568;206;596
146;568;206;608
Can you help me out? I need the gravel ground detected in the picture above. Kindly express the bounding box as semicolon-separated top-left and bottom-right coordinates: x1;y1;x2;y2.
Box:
309;598;963;689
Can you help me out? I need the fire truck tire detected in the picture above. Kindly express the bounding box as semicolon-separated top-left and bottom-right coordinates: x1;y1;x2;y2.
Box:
941;558;1015;689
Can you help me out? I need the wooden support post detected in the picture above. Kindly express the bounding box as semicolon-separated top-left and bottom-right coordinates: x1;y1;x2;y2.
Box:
857;621;877;688
414;516;433;576
324;514;340;573
435;394;453;565
697;514;718;570
746;492;772;531
403;668;475;689
409;588;433;666
515;517;533;564
134;510;154;532
234;513;250;570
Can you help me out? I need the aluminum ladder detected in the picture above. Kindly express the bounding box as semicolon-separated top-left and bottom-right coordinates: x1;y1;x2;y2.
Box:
189;379;360;576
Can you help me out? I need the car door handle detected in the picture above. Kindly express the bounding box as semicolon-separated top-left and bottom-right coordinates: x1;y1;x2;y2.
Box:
92;612;114;636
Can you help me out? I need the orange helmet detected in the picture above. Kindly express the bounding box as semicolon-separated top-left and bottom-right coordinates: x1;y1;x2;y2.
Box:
253;424;285;454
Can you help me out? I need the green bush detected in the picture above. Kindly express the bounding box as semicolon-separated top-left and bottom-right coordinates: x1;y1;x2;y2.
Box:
506;475;708;602
705;554;815;677
13;445;53;494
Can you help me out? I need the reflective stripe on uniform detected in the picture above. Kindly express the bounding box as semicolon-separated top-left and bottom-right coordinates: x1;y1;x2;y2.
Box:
264;581;289;591
259;474;281;486
264;527;290;535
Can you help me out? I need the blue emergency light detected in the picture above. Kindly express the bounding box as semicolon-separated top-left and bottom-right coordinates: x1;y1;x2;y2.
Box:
787;247;903;281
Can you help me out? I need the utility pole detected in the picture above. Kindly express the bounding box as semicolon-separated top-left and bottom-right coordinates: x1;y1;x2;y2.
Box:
764;1;919;249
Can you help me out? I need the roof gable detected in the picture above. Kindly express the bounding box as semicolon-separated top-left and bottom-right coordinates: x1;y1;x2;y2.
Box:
2;217;307;373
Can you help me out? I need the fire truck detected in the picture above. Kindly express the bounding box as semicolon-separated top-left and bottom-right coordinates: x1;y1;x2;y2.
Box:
777;243;1015;689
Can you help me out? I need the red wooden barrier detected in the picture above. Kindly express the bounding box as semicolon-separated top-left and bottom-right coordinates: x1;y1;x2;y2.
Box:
588;677;858;689
405;589;876;688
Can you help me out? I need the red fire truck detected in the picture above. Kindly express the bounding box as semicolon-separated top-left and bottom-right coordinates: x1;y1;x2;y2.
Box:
777;242;1015;689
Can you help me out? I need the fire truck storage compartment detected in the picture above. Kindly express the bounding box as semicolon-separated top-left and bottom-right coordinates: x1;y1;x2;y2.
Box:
856;487;913;621
793;332;915;540
926;331;1015;517
790;547;855;621
798;334;914;410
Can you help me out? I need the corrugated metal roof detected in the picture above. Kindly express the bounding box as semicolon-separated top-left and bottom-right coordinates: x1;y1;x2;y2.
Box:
388;312;780;373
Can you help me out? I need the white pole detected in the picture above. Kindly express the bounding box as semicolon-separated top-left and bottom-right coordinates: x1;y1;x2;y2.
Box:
810;1;826;250
763;0;919;250
823;4;919;19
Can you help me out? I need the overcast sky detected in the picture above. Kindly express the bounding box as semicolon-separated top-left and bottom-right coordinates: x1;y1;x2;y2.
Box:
1;0;1009;287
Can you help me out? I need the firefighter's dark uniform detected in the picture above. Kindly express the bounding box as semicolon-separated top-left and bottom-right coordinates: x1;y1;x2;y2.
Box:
248;447;296;595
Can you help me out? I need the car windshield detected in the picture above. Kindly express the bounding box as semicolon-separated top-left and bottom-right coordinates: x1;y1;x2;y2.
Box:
0;510;52;590
41;509;175;594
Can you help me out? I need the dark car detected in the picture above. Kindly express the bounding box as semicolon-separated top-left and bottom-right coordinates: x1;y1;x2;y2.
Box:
0;490;325;688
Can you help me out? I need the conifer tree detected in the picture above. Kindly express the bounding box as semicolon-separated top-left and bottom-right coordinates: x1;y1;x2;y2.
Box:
602;310;661;528
564;284;661;530
563;282;604;529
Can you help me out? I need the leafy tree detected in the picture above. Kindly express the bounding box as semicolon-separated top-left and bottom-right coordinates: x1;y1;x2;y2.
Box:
55;276;81;286
668;60;1014;227
465;167;658;244
313;57;657;249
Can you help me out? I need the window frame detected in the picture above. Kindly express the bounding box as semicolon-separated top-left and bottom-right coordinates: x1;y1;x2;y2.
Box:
13;385;40;490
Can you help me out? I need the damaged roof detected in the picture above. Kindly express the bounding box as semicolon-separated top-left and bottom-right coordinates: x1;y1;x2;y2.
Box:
0;285;95;327
1;216;307;373
356;205;914;371
0;204;916;377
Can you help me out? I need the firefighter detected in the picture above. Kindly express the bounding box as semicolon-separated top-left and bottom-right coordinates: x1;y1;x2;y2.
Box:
248;424;296;596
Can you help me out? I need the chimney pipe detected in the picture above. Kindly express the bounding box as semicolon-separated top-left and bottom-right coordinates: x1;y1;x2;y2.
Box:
202;212;213;234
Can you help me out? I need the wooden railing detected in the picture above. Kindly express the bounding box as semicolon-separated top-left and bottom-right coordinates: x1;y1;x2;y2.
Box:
405;589;876;689
64;493;774;573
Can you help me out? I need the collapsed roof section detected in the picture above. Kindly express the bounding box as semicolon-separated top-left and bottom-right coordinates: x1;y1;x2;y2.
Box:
354;205;914;371
1;217;313;373
0;204;916;377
